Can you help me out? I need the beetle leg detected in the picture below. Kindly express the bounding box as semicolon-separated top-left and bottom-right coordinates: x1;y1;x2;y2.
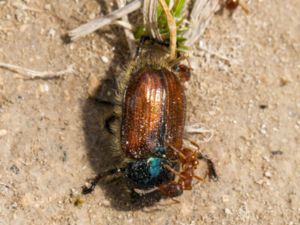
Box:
82;168;124;194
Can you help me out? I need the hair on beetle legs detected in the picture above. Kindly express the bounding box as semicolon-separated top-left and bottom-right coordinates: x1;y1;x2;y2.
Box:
135;35;170;59
82;168;125;194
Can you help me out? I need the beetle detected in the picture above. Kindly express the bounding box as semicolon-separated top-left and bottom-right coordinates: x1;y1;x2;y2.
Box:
83;39;217;199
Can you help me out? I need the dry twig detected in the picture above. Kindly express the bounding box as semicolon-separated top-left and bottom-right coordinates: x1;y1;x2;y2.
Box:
158;0;176;60
116;0;137;56
67;0;223;50
68;0;142;41
185;124;214;143
0;63;75;79
143;0;162;41
184;0;220;46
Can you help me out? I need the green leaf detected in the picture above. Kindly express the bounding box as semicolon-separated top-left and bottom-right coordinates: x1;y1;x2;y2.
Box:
172;0;186;18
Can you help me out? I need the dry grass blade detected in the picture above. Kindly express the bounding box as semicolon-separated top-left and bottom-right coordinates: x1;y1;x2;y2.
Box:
116;0;136;57
68;0;142;41
0;63;75;79
184;0;220;46
185;124;214;143
143;0;162;41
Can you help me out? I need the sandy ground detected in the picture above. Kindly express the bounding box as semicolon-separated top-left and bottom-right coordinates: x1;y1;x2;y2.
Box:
0;0;300;224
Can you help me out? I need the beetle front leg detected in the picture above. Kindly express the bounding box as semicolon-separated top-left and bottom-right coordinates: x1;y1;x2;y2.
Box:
82;168;124;194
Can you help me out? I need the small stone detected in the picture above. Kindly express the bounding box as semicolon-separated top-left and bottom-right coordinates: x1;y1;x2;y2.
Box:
280;77;289;86
263;155;270;162
224;208;232;215
256;179;264;185
101;56;109;64
47;28;56;38
44;4;51;10
0;129;8;137
69;44;75;50
264;171;272;178
222;195;230;202
39;83;49;93
102;200;110;206
260;124;267;135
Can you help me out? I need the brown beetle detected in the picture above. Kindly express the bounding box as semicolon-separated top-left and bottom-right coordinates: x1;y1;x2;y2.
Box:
83;40;217;198
82;0;217;199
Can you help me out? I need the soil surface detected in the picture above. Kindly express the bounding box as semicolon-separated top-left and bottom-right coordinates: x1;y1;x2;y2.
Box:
0;0;300;225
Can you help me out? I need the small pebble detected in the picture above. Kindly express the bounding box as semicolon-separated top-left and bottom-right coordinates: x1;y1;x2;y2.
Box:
39;83;49;93
264;171;272;178
260;124;267;135
47;28;56;38
44;4;51;10
101;56;109;64
222;195;229;202
102;200;110;206
224;208;232;215
0;129;8;137
256;179;264;185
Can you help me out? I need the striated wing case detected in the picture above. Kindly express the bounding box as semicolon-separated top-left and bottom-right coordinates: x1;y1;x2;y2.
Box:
121;67;186;159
